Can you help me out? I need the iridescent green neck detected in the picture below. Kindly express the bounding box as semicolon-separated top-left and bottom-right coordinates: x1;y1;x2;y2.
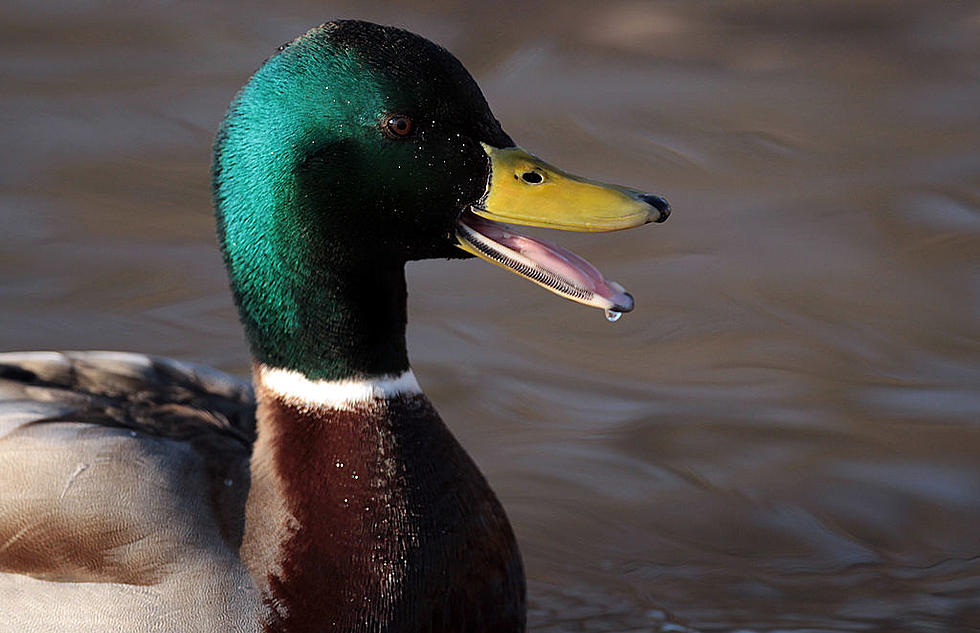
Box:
212;131;411;380
223;237;409;381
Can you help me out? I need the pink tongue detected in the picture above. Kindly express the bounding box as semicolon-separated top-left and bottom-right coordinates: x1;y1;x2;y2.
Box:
462;214;634;311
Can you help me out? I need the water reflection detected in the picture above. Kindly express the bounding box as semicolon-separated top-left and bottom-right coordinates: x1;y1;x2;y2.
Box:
2;1;978;630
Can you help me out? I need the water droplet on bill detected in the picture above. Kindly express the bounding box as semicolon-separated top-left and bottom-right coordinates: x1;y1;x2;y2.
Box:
605;309;622;322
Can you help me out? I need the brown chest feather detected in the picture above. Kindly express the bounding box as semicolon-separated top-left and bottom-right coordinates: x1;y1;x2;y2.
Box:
247;393;526;633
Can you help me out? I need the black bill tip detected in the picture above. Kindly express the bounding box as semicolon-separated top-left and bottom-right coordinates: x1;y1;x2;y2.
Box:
618;291;635;313
639;194;670;223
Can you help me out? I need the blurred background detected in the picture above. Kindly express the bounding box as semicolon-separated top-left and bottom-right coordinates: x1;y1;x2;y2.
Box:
2;1;979;631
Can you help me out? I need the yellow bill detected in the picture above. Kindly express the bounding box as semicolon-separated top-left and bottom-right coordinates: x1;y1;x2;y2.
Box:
456;144;670;316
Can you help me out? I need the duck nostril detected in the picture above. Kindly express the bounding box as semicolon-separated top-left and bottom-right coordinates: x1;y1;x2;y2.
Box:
639;194;670;222
520;171;544;184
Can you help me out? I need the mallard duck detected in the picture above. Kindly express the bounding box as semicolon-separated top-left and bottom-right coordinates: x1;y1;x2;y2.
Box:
0;20;668;633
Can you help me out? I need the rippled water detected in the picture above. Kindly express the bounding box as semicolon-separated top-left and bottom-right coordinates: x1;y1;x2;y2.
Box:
2;1;979;631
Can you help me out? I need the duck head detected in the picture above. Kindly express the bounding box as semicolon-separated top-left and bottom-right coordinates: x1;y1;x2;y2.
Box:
213;20;668;378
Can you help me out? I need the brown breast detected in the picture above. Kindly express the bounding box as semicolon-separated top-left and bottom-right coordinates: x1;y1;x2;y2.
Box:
245;387;526;633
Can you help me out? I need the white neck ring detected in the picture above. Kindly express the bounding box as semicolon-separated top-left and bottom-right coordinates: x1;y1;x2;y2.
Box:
256;365;422;410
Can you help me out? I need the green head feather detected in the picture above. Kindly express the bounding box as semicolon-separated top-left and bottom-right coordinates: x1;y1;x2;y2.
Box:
212;21;512;379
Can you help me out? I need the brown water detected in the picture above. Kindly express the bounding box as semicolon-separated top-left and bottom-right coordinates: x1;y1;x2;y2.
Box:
2;1;979;631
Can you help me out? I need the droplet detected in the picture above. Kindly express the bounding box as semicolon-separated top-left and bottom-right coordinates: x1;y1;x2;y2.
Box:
604;309;622;322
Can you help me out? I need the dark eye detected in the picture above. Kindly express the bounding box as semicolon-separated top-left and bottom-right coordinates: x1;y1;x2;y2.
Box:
384;115;413;138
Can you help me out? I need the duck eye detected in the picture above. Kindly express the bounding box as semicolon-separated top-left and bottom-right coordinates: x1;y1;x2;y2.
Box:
519;170;544;184
384;115;413;138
